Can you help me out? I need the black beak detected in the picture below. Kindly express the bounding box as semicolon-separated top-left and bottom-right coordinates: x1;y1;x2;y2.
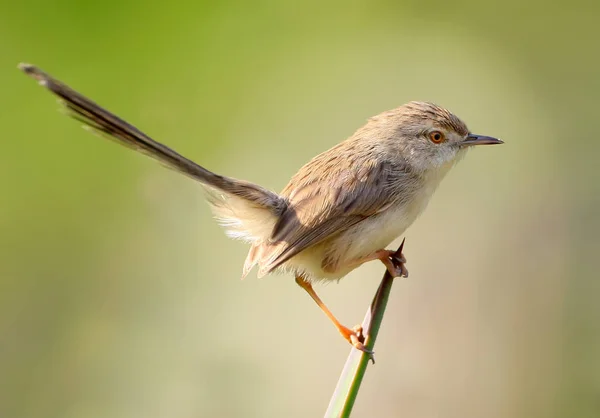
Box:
462;133;504;147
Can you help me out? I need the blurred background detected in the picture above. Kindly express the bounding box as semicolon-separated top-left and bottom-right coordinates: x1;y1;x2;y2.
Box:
1;0;598;417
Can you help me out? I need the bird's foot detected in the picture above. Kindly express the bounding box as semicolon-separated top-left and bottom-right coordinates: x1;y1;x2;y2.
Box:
379;249;409;278
338;323;375;363
389;251;409;278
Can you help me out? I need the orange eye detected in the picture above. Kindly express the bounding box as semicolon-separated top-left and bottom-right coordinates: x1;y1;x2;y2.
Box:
429;131;445;143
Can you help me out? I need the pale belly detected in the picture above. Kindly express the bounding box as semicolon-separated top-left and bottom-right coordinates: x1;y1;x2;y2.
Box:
275;159;456;281
282;191;433;282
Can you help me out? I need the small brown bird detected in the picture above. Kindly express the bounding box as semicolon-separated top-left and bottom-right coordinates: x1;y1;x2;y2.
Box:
19;63;502;353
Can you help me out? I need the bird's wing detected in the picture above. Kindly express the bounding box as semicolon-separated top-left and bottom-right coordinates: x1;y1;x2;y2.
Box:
258;151;409;273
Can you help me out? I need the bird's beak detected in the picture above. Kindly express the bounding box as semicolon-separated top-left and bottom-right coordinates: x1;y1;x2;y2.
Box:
461;133;504;147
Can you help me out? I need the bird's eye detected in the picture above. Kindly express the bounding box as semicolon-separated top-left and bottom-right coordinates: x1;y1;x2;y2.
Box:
428;131;445;143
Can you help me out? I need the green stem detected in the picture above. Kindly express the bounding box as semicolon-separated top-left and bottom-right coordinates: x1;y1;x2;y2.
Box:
324;239;404;418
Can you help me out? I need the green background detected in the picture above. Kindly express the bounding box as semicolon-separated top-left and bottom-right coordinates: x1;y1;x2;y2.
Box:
1;0;598;417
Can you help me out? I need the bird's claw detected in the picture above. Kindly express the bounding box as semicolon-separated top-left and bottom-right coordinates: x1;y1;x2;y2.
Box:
348;324;375;364
390;254;409;278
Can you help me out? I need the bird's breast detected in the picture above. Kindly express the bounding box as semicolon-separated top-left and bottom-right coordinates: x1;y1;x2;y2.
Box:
319;168;448;278
282;163;454;281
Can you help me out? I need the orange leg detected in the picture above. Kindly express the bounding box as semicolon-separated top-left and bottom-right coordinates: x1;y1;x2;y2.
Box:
295;276;372;355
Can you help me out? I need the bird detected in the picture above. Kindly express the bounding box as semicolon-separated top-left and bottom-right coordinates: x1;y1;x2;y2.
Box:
18;63;503;354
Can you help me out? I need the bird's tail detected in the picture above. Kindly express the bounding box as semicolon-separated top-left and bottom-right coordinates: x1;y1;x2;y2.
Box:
19;63;284;243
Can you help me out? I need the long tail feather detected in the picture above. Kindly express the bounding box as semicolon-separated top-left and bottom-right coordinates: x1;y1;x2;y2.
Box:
18;63;285;216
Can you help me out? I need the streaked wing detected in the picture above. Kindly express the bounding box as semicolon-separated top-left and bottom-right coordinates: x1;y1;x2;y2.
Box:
261;151;406;271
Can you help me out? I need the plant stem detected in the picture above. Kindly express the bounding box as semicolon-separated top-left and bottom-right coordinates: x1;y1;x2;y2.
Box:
324;239;405;418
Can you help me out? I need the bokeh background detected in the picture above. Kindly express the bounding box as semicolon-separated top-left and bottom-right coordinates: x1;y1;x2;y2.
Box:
1;1;598;417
